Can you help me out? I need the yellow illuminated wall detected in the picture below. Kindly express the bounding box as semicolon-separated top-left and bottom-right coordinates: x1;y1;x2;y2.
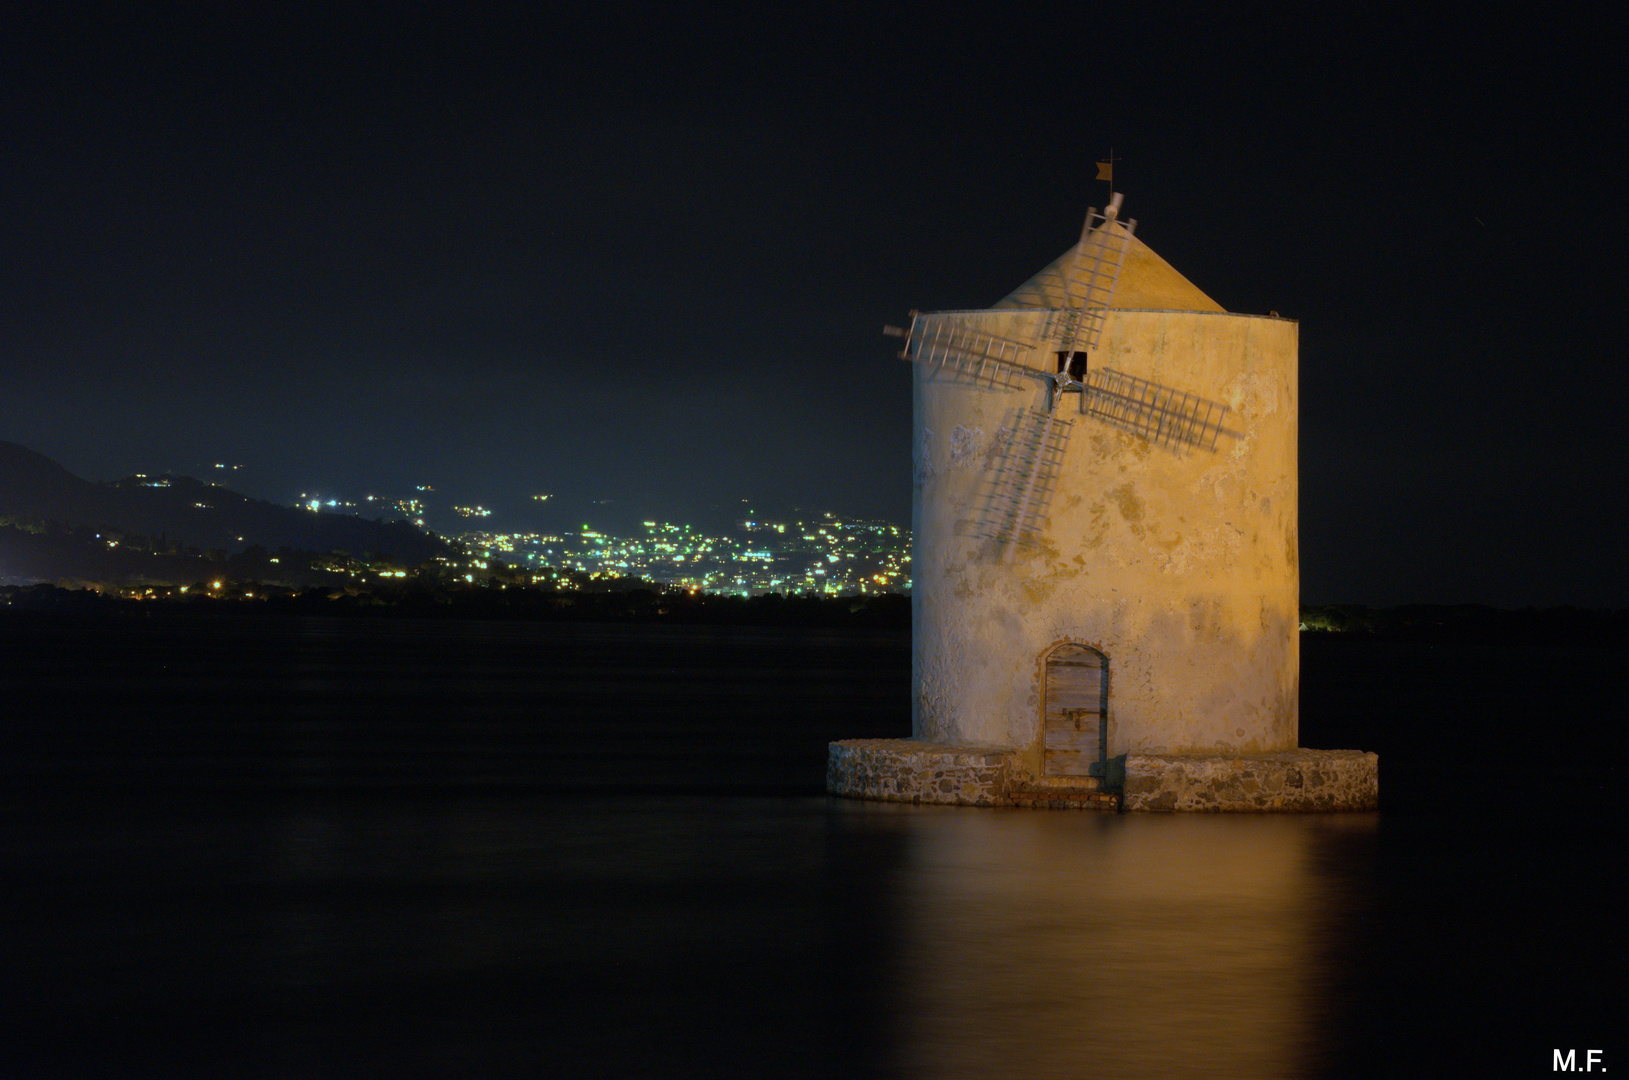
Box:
910;229;1299;772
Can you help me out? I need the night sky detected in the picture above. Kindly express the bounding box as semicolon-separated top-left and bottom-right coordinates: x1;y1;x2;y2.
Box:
5;8;1622;607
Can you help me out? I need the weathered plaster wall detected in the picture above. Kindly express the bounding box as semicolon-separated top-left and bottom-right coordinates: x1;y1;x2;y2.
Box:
911;310;1298;778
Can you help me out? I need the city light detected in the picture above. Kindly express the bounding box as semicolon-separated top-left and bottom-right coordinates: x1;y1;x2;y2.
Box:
107;465;911;598
455;511;911;596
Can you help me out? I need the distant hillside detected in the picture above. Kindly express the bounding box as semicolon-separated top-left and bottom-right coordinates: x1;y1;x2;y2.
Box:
0;440;450;573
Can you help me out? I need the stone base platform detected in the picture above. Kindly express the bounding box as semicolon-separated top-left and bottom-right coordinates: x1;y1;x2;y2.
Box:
827;739;1378;812
1122;749;1379;811
826;738;1014;807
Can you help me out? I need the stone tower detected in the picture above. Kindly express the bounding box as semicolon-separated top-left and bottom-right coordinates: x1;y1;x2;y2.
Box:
829;201;1377;811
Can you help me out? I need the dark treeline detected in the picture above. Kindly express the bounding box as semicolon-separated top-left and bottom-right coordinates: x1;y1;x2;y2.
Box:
1301;603;1629;643
0;582;913;629
6;585;1628;639
0;521;367;589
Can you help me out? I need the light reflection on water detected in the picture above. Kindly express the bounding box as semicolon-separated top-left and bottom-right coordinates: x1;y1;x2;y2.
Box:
221;796;1377;1077
5;616;1623;1077
837;803;1376;1080
6;790;1381;1077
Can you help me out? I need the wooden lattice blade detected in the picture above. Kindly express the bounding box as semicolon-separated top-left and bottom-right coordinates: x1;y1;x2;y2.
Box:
1084;369;1234;451
977;406;1074;552
1055;198;1136;357
889;309;1069;391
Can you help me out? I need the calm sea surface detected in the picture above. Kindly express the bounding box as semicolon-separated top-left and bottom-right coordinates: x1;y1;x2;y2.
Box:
2;612;1624;1078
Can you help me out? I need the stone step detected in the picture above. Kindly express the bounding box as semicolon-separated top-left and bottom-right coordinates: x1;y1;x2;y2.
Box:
1008;786;1121;811
1026;774;1102;792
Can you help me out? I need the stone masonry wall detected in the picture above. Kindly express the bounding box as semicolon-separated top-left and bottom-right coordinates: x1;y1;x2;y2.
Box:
827;739;1013;807
1122;749;1378;811
828;741;1378;812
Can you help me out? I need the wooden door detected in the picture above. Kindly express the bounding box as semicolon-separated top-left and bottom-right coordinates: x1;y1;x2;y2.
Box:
1042;644;1107;777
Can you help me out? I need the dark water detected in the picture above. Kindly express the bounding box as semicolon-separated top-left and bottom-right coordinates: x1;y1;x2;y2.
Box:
2;614;1624;1078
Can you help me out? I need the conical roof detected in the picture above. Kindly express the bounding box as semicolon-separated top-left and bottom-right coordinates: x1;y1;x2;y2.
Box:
994;222;1224;313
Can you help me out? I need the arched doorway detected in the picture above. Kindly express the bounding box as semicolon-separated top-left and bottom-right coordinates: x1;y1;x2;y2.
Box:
1042;643;1108;778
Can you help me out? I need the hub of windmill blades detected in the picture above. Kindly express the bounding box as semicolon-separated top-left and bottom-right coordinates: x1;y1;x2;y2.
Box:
1047;365;1086;411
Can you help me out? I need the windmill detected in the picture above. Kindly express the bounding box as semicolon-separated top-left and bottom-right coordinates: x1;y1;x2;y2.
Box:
886;195;1234;550
827;186;1377;813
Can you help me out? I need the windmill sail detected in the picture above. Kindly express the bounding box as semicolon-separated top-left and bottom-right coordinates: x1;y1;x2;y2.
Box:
1003;407;1073;548
1054;198;1136;359
889;195;1227;551
1086;369;1233;451
994;198;1135;548
890;197;1137;386
978;407;1075;551
888;311;1040;390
